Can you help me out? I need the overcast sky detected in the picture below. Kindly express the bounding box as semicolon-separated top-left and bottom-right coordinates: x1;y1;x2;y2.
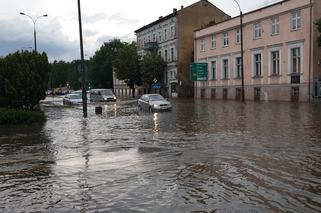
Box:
0;0;280;62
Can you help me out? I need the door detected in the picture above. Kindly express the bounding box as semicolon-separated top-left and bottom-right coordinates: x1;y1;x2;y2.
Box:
254;88;261;102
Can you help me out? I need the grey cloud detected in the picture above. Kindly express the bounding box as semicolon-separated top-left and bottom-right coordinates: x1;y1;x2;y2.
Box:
0;18;79;61
81;12;138;26
83;29;99;37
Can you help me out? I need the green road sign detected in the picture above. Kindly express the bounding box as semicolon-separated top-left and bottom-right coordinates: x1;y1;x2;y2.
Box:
190;63;208;81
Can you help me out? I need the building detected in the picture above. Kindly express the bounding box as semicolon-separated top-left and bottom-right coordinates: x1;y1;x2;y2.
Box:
135;0;229;98
194;0;321;102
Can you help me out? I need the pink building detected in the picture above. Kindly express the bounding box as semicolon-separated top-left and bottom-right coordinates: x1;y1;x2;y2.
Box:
194;0;321;102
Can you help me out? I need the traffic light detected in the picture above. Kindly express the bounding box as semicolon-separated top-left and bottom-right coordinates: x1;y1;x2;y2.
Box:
87;82;92;90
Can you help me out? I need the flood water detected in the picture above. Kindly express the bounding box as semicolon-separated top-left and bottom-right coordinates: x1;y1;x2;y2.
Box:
0;98;321;212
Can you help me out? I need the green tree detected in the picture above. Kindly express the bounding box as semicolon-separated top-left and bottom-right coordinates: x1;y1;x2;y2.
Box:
49;60;84;90
113;42;141;98
0;51;49;109
140;51;167;89
316;18;321;47
89;39;124;89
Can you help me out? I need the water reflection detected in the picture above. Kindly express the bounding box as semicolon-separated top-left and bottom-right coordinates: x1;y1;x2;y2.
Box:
153;113;160;133
0;100;321;212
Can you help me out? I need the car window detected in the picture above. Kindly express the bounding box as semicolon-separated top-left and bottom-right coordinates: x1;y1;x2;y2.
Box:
70;94;81;99
149;95;164;101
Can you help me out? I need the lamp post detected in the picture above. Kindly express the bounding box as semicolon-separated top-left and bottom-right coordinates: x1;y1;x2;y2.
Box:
20;12;48;53
232;0;245;102
77;0;87;118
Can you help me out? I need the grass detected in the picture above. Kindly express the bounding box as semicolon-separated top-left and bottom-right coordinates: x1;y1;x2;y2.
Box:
0;108;46;125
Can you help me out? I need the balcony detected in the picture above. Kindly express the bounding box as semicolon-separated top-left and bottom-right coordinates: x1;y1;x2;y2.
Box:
144;42;158;51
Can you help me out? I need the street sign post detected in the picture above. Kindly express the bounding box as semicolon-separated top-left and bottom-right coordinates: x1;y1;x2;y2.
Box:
152;82;161;89
190;63;208;81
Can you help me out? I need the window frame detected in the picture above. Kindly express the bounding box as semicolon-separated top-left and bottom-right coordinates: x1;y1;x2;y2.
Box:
221;57;229;80
200;39;205;52
252;50;263;78
291;10;301;31
210;59;217;80
271;16;280;35
253;22;262;39
234;55;242;79
223;32;229;47
236;28;241;44
211;34;216;49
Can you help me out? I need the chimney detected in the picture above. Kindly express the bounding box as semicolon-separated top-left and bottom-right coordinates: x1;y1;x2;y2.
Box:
181;5;184;9
159;16;163;20
173;8;177;14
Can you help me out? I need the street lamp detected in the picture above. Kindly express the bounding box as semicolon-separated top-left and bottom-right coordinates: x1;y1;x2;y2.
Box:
232;0;245;102
20;12;48;53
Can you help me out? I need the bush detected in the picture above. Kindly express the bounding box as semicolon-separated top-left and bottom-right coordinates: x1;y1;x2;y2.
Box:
0;108;46;125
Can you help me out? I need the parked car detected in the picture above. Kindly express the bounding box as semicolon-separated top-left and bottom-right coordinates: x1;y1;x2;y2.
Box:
138;94;172;112
89;89;117;102
63;93;83;105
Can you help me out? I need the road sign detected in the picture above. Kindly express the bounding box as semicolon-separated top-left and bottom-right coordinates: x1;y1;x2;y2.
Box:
190;63;208;81
152;82;161;89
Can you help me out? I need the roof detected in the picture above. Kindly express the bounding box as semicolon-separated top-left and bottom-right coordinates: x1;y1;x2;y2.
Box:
195;0;289;32
134;0;229;33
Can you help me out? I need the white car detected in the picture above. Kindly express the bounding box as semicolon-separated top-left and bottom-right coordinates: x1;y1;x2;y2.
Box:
63;93;83;105
89;89;117;102
138;94;172;112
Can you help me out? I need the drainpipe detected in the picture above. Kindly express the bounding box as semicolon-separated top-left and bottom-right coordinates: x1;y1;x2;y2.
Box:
308;0;313;102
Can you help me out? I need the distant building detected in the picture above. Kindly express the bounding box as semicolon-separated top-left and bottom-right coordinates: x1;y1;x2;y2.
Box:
194;0;321;102
135;0;229;98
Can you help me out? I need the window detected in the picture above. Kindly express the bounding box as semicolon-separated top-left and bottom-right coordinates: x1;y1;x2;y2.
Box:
254;53;262;77
271;17;280;35
271;50;280;75
159;51;162;57
236;28;241;44
165;49;168;62
235;57;242;79
171;48;174;61
222;59;229;79
211;34;216;49
291;11;301;30
200;39;205;52
211;61;216;80
253;22;262;39
158;31;161;42
223;32;229;47
171;26;174;37
153;34;156;41
291;47;301;73
164;29;167;40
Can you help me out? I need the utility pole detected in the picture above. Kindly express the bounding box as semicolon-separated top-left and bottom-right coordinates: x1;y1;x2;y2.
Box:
77;0;87;117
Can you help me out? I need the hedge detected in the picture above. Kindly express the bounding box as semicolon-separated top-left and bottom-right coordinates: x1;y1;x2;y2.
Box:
0;108;46;125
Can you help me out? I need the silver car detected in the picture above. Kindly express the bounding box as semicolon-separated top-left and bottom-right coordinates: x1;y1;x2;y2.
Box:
138;94;172;112
89;89;117;102
63;93;83;105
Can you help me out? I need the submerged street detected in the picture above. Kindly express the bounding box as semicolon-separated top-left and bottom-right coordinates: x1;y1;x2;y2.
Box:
0;99;321;212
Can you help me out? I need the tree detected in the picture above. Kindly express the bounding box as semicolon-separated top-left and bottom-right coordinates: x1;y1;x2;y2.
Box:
49;60;84;90
89;39;124;89
113;42;141;98
316;18;321;47
140;51;167;89
0;51;49;109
